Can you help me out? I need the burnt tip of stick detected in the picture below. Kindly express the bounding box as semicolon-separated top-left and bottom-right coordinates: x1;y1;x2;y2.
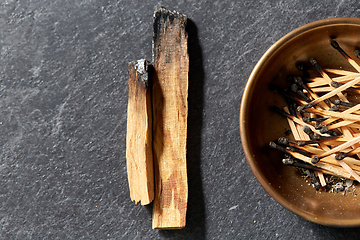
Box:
320;126;329;134
309;58;318;65
330;39;340;49
312;134;322;141
314;122;323;130
329;105;340;111
302;116;310;123
269;141;277;149
277;137;289;145
270;106;289;118
333;98;341;105
330;81;340;88
297;103;313;112
282;158;295;165
293;76;303;84
311;156;320;164
302;125;313;135
354;49;360;59
335;152;346;161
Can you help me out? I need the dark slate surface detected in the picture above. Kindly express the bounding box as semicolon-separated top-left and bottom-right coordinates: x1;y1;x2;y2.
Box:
1;0;360;239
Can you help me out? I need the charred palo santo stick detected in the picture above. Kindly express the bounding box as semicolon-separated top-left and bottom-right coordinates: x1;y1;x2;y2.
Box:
152;7;188;229
331;40;360;72
126;60;154;205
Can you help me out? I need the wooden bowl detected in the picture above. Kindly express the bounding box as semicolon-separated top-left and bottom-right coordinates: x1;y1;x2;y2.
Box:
240;17;360;227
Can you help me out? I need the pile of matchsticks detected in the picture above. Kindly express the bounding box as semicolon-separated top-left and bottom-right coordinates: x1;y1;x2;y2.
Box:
269;40;360;191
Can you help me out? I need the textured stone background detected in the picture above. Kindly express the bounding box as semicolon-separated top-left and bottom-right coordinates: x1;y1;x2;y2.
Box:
1;0;360;239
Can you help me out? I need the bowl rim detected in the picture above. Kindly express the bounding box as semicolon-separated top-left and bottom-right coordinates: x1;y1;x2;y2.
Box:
240;17;360;227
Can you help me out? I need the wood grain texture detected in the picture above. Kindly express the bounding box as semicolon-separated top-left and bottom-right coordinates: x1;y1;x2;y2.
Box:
126;59;154;205
152;7;189;229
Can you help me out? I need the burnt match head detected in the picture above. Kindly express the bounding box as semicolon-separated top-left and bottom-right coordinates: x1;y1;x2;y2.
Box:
293;76;304;84
330;81;340;88
320;126;328;134
309;58;317;66
333;98;341;105
282;158;295;165
277;137;289;145
311;156;320;164
302;125;313;135
335;152;346;161
354;49;360;59
291;83;299;92
302;116;310;123
330;39;340;49
269;141;277;149
315;122;323;130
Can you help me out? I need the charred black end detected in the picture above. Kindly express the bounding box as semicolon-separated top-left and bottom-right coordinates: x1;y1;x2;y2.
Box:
314;122;323;130
335;152;346;161
277;137;289;145
269;141;277;149
330;81;340;88
309;58;317;66
330;39;340;49
302;116;310;123
311;156;320;164
302;125;313;135
282;158;294;165
320;126;329;134
355;49;360;59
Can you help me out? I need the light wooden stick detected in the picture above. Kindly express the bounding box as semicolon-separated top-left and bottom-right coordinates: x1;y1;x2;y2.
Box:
126;60;154;205
323;68;358;76
152;7;188;230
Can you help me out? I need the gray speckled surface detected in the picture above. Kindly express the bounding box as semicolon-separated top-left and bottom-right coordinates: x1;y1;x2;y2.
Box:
1;0;360;239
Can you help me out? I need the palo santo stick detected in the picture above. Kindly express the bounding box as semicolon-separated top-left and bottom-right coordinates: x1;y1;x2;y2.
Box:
126;60;154;205
152;7;188;230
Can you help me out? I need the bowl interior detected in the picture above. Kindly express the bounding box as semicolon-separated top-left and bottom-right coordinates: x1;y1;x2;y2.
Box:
240;18;360;226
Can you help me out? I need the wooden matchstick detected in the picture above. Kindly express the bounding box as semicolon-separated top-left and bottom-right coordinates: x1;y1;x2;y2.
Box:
335;147;360;160
310;58;340;88
303;108;360;122
311;135;360;163
126;59;154;205
301;75;360;109
152;7;188;230
331;40;360;72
